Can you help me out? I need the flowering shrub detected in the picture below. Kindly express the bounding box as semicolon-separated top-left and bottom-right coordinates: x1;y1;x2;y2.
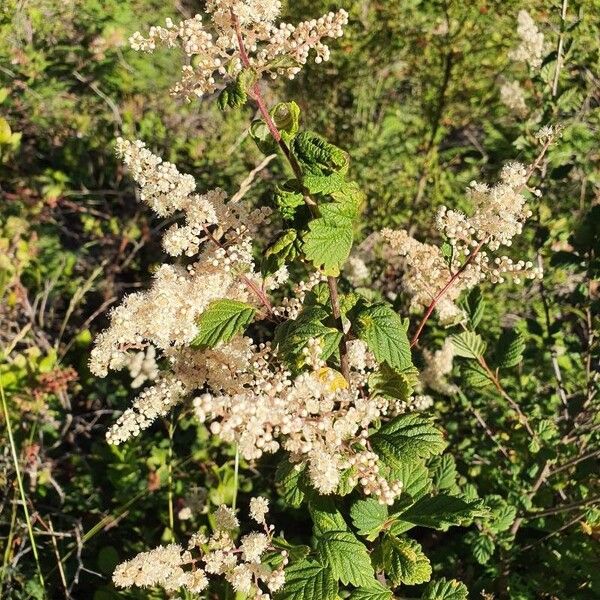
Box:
83;2;597;598
2;1;598;599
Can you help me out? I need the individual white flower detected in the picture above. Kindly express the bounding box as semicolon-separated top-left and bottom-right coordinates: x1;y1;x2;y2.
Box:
249;496;269;523
214;505;239;531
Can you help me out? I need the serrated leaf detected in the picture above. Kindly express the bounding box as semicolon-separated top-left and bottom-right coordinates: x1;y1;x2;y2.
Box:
352;301;412;370
369;363;420;402
275;460;307;508
303;171;347;195
472;534;495;565
370;414;447;471
430;455;459;495
303;203;354;276
292;131;348;176
309;496;348;535
421;577;469;600
384;536;431;585
274;181;306;221
349;581;393;600
350;498;389;541
191;299;256;348
462;287;485;328
396;494;487;530
277;559;337;600
317;531;376;587
461;362;493;388
451;331;486;359
485;496;517;534
386;460;432;503
274;307;342;370
493;329;525;368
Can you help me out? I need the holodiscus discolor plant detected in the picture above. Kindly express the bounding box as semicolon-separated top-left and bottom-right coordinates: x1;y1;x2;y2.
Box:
81;2;594;599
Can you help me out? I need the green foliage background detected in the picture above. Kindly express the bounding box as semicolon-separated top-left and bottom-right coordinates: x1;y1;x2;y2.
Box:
1;1;598;599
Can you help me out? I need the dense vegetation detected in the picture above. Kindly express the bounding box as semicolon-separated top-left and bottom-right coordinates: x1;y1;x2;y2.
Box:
1;1;598;599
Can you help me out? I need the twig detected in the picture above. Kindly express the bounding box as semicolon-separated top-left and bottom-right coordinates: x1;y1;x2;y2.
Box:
551;0;569;98
0;375;46;593
410;240;486;348
232;14;350;380
510;460;551;536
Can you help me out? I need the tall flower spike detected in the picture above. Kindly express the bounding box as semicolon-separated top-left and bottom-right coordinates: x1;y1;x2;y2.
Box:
383;158;544;325
128;4;349;100
508;10;545;69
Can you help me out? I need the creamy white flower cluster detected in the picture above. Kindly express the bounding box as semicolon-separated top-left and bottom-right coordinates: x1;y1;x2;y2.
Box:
93;141;280;444
188;337;402;504
382;161;543;324
380;229;471;324
509;10;545;69
500;80;528;116
113;500;286;598
128;2;348;100
125;345;159;388
420;339;458;396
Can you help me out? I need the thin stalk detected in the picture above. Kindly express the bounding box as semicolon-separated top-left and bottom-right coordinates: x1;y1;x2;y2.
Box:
476;355;535;438
232;14;350;380
551;0;568;98
167;418;175;539
232;446;240;511
0;374;46;594
1;486;18;594
410;240;486;348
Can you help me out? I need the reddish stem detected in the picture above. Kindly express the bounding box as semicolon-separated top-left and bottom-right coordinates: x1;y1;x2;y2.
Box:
410;240;485;348
232;14;350;380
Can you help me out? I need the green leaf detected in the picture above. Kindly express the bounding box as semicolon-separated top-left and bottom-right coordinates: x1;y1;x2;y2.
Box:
462;287;485;329
383;536;431;585
451;331;486;359
309;496;348;535
485;496;517;534
349;581;393;600
370;414;447;471
350;498;389;541
303;171;347;195
275;460;307;508
317;530;376;587
271;538;310;564
421;578;469;600
274;307;342;369
303;205;354;276
270;101;301;138
217;68;257;110
277;559;337;600
461;362;493;388
191;299;256;348
352;301;412;370
386;460;432;503
472;534;495;565
263;229;299;274
369;363;420;402
493;329;526;368
337;467;358;496
292;131;348;176
430;455;459;494
251;119;278;154
274;181;306;221
396;494;487;530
